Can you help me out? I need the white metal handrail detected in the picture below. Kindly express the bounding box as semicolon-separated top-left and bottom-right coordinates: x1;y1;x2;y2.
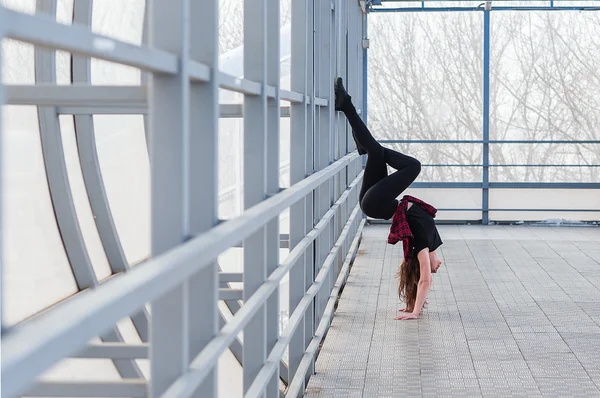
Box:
246;206;364;398
0;152;358;398
163;172;363;398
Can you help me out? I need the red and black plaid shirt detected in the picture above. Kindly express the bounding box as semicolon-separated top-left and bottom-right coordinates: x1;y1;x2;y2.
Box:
388;195;438;261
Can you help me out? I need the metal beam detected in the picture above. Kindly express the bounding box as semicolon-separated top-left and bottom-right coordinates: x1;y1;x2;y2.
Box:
185;0;220;395
72;343;149;359
378;139;600;144
148;0;189;394
410;182;600;189
315;0;334;339
265;0;282;394
372;208;600;213
5;85;296;117
400;164;600;168
369;6;600;12
482;4;491;224
289;0;309;388
304;0;316;387
24;381;147;397
219;289;244;301
242;0;269;394
3;7;179;74
219;272;243;283
0;3;4;332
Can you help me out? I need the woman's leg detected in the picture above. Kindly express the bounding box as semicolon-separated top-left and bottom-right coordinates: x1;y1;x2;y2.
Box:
335;78;421;219
336;82;381;155
360;149;421;220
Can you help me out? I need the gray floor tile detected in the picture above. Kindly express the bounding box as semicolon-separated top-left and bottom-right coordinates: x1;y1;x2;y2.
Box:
304;225;600;397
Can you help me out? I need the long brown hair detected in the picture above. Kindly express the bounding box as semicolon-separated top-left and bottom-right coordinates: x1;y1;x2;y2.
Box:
397;254;420;311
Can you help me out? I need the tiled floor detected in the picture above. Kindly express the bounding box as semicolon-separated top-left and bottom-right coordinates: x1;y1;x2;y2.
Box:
305;225;600;397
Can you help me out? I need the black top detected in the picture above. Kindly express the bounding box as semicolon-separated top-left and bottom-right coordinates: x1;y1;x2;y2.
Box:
406;203;443;255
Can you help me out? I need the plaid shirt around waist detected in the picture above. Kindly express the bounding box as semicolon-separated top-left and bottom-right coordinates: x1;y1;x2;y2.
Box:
387;195;438;261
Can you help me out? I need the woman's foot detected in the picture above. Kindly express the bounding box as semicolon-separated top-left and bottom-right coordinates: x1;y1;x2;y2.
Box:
334;77;351;111
335;78;366;155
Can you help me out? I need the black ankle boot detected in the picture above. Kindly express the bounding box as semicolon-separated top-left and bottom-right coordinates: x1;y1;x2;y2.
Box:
335;77;351;111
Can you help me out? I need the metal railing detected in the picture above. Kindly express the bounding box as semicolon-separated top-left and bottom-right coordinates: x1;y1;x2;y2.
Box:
0;1;366;397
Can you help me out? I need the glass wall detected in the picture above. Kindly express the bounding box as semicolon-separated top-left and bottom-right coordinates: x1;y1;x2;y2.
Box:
368;7;600;222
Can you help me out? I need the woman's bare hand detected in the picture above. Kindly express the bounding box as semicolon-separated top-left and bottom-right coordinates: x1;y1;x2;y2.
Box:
394;312;418;320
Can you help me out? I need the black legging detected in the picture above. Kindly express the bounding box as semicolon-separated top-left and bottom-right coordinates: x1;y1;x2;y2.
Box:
341;99;421;220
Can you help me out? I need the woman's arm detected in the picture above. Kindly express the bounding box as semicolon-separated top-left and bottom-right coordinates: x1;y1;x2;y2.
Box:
395;249;432;320
412;249;432;316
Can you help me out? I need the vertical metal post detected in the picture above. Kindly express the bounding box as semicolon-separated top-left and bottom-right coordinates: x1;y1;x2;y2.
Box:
266;1;281;397
148;0;189;395
315;0;332;331
0;5;4;331
243;0;268;394
289;0;309;389
328;0;338;310
334;0;344;279
305;0;316;382
362;11;368;126
186;0;219;396
482;4;491;225
346;2;357;156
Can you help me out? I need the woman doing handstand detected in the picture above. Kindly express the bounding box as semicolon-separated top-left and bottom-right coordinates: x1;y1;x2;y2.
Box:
334;78;443;320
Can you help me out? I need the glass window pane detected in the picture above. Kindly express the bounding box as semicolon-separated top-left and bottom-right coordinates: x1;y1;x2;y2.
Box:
218;349;243;398
57;0;73;25
219;0;244;55
91;0;144;45
2;106;77;326
2;40;34;84
91;0;145;85
59;116;112;280
368;12;483;144
39;336;121;381
280;0;291;91
383;143;483;182
91;59;141;85
93;115;150;265
219;115;243;220
491;11;600;184
1;0;35;14
56;50;72;85
280;118;290;188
